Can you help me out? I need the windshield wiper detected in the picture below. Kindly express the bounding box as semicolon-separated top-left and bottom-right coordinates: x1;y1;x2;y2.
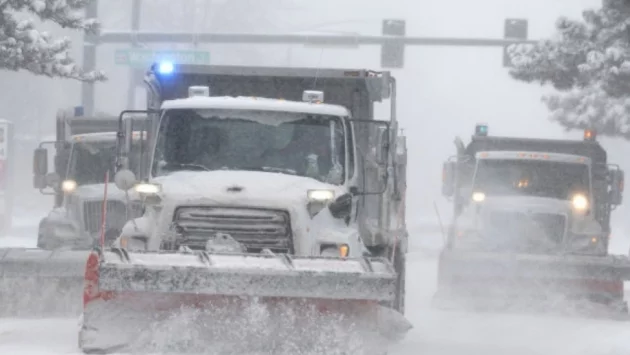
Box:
241;166;297;175
164;163;210;172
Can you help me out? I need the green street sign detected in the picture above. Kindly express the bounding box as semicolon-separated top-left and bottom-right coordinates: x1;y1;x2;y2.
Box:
115;49;210;67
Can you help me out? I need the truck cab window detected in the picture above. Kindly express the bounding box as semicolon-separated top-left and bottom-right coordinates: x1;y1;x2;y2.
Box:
152;108;346;185
473;159;590;200
69;140;143;185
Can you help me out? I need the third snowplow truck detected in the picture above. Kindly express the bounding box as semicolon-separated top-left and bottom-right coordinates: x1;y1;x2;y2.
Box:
71;63;410;353
437;124;629;316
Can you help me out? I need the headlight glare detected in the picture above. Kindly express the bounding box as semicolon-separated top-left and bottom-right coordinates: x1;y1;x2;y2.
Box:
134;183;161;195
472;192;485;202
307;189;334;202
572;194;588;211
61;179;77;193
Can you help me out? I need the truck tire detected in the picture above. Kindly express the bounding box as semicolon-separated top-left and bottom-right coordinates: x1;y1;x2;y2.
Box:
37;219;50;250
391;242;406;314
367;243;406;314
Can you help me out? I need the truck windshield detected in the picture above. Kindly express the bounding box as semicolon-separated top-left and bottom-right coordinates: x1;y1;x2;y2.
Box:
473;159;590;200
69;140;143;185
152;108;346;184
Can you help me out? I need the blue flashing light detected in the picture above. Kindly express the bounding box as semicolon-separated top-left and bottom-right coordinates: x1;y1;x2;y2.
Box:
157;61;174;74
475;124;488;136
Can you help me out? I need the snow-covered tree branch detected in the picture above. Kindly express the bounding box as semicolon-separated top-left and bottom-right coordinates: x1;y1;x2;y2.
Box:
507;0;630;138
543;85;630;139
0;0;105;81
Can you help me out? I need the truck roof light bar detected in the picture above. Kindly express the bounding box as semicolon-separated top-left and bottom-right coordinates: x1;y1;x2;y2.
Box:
475;123;488;137
188;86;210;97
73;106;84;117
157;61;174;75
302;90;324;103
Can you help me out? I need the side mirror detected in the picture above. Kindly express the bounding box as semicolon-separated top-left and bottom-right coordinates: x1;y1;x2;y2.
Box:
442;161;457;197
610;169;624;206
114;169;137;191
33;148;48;189
329;193;353;220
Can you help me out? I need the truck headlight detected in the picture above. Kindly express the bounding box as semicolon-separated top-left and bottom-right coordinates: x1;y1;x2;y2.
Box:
307;189;335;202
134;183;161;195
569;233;605;254
472;192;485;202
62;179;77;194
307;189;335;218
572;193;588;211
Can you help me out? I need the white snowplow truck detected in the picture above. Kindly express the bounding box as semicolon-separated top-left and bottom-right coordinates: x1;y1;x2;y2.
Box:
33;108;147;250
78;63;410;353
0;108;146;317
437;124;630;316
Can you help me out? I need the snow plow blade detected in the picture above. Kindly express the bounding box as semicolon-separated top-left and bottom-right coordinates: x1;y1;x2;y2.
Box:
434;250;630;317
0;248;89;317
81;248;411;354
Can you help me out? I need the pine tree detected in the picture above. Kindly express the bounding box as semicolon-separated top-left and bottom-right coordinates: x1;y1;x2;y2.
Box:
508;0;630;138
0;0;105;81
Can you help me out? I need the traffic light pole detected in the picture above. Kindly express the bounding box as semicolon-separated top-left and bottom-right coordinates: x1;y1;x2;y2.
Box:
92;31;534;47
81;4;532;115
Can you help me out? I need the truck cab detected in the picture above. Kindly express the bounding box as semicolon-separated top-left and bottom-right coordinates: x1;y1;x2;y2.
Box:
32;108;147;250
442;124;624;256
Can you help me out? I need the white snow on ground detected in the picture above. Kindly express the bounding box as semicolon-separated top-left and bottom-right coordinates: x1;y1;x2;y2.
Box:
0;235;36;248
0;221;38;248
1;223;630;354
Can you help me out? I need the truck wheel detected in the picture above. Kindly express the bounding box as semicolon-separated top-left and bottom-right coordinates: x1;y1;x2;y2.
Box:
36;233;54;250
36;234;45;249
392;242;406;314
369;243;405;314
37;219;49;249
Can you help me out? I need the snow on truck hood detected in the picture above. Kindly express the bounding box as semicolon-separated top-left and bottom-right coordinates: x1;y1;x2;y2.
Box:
161;96;350;117
152;170;345;207
74;183;128;200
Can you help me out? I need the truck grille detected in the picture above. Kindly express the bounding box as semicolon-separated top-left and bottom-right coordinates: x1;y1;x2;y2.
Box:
83;200;142;235
172;206;293;253
487;211;567;247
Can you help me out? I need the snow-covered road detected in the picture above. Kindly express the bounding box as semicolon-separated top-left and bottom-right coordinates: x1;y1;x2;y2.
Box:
1;228;630;354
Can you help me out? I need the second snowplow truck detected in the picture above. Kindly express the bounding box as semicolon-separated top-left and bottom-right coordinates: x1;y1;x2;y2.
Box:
79;63;410;353
438;124;628;315
0;109;146;317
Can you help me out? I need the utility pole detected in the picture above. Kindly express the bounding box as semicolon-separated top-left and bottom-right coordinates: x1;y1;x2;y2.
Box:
82;2;533;115
127;0;143;110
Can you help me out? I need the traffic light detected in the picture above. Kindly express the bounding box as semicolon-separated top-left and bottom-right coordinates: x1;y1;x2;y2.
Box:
381;19;406;69
503;18;528;68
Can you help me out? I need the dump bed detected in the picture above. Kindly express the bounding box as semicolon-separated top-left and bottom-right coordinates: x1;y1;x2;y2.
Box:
56;108;148;141
145;64;392;121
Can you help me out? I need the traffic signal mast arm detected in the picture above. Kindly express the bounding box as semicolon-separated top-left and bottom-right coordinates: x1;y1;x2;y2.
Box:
81;2;532;115
89;31;535;47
